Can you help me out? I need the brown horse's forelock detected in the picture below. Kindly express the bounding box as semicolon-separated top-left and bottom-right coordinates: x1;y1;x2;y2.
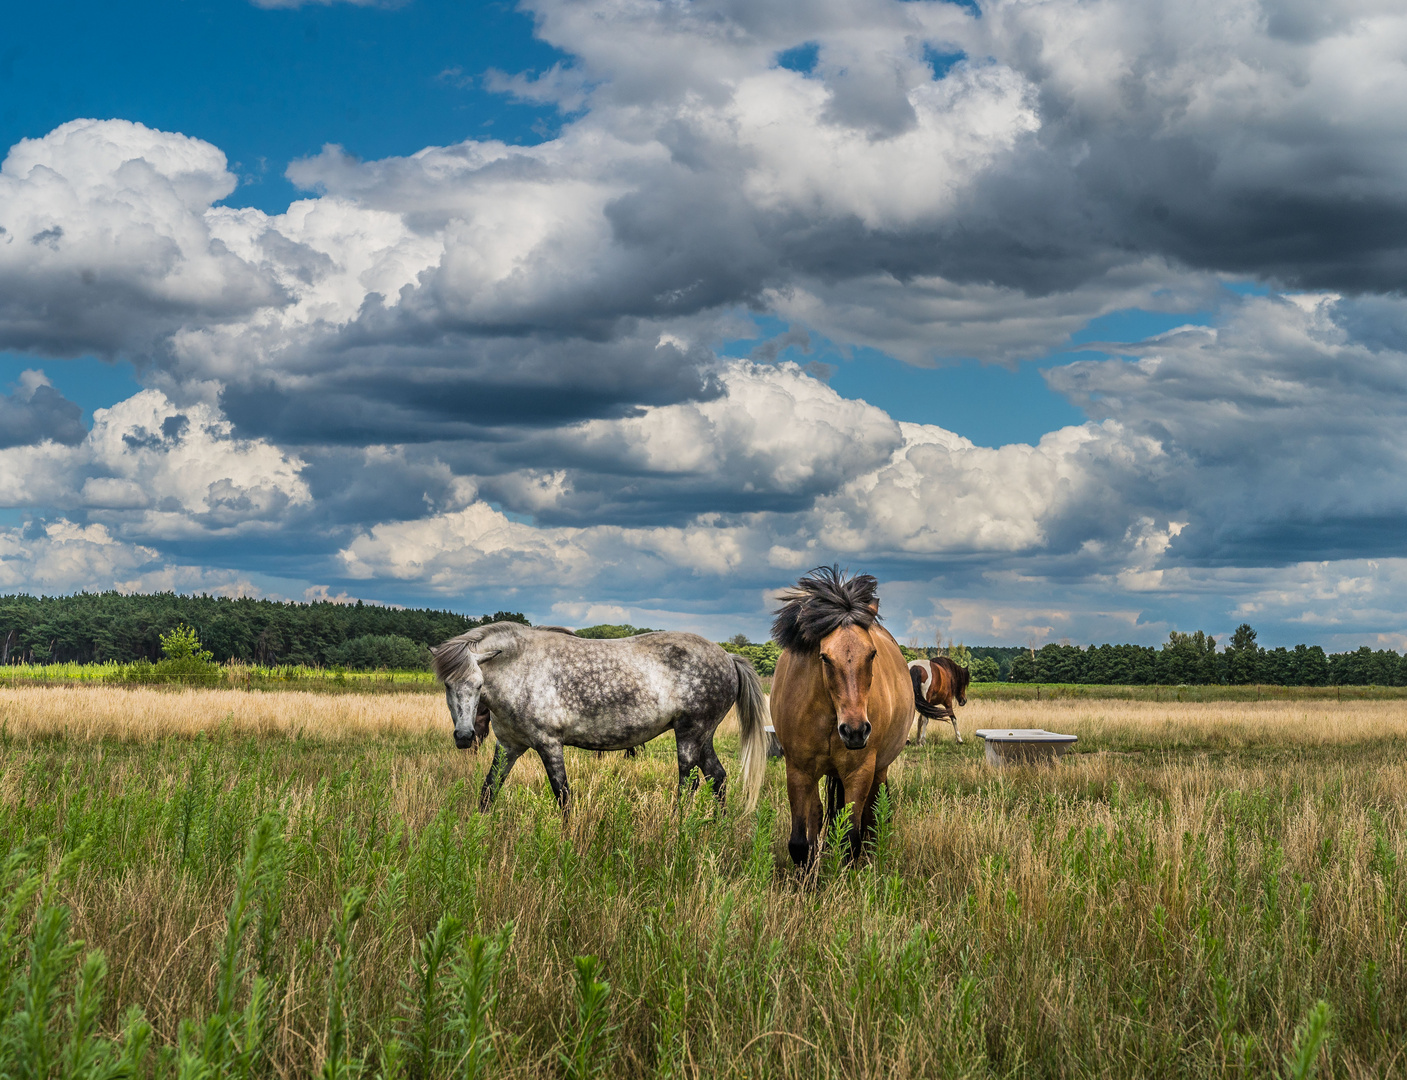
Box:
770;565;881;652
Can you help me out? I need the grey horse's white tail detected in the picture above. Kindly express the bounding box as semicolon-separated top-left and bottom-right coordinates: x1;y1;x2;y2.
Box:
734;655;770;813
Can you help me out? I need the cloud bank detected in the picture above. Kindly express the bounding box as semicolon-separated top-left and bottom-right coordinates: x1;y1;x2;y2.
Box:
2;0;1407;646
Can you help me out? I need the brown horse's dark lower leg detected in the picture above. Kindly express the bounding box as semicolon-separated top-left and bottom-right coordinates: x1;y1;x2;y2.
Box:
786;767;823;867
855;776;887;860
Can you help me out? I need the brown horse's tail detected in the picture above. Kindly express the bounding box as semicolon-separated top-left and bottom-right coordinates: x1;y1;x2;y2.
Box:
734;655;770;813
911;666;949;719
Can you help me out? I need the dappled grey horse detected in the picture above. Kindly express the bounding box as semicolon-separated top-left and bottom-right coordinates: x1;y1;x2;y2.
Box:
432;623;770;810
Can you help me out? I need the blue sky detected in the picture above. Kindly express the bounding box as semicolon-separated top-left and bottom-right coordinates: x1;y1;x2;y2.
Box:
2;0;563;215
2;0;1407;651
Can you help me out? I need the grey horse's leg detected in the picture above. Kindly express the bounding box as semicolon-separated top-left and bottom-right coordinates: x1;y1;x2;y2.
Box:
536;741;571;810
699;739;727;804
479;743;524;810
675;732;709;797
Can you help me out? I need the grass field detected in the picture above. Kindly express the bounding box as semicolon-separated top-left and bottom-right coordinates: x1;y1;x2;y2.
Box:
0;662;439;692
0;688;1403;1078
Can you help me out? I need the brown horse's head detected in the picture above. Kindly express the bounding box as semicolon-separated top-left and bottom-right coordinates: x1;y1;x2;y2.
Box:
773;565;883;751
955;662;971;707
819;623;879;749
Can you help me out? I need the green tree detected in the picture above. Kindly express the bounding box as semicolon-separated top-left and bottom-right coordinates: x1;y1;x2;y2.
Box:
1157;631;1219;684
574;624;657;639
969;656;1001;682
1225;623;1263;684
1292;644;1329;686
325;635;432;671
1008;650;1038;682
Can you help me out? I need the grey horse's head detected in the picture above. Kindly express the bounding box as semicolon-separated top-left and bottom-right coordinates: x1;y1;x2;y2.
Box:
431;622;526;750
443;680;491;751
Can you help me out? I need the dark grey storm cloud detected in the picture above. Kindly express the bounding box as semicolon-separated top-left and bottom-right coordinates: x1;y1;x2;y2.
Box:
0;372;86;448
218;331;723;444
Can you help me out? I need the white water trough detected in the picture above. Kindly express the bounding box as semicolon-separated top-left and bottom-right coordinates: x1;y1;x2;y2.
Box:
975;729;1077;768
764;725;784;758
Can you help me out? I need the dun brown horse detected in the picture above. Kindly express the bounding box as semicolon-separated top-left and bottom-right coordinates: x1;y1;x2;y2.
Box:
764;566;914;865
908;656;971;744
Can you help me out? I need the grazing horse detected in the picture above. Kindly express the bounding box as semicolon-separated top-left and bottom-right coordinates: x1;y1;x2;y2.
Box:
764;566;913;865
433;622;769;810
907;656;971;744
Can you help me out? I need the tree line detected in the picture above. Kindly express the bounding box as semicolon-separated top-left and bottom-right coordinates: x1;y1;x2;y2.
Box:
1004;626;1407;686
0;592;528;667
5;595;1404;685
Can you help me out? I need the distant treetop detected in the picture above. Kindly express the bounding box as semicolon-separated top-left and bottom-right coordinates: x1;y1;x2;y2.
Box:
573;624;658;639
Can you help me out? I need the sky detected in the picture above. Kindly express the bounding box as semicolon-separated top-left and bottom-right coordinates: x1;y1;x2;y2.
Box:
3;0;1407;650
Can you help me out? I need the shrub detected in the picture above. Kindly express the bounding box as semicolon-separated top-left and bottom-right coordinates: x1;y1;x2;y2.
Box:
112;623;222;684
325;635;432;672
720;640;781;676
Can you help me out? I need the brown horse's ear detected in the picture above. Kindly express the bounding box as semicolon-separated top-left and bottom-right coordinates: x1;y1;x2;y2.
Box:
866;600;879;615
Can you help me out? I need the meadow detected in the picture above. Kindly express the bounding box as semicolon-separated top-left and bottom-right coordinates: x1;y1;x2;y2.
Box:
0;687;1403;1078
0;661;438;692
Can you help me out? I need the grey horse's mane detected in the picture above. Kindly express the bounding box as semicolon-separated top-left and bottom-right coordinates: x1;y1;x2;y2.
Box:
771;565;880;653
431;621;535;684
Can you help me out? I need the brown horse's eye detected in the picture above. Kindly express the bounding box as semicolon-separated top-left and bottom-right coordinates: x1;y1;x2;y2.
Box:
820;654;832;665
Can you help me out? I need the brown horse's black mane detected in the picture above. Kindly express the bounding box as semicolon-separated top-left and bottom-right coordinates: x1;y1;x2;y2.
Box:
771;565;880;653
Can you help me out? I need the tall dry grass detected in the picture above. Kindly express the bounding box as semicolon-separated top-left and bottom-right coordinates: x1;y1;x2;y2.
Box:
937;696;1407;750
0;685;447;742
0;686;1402;1078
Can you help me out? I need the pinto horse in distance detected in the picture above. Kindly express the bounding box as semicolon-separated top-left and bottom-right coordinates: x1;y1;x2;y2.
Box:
907;656;970;744
764;566;913;866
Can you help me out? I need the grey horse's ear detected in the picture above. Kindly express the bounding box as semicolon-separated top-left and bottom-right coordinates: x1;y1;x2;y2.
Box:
471;649;499;664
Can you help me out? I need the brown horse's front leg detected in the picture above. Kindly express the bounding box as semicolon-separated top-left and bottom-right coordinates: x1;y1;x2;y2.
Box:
785;763;823;867
836;758;877;862
857;766;890;860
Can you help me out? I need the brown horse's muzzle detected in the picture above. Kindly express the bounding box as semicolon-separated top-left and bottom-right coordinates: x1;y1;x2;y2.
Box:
837;718;872;750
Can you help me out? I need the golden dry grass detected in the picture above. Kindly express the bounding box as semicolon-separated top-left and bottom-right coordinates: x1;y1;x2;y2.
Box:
8;685;1404;749
929;696;1407;748
0;685;447;742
